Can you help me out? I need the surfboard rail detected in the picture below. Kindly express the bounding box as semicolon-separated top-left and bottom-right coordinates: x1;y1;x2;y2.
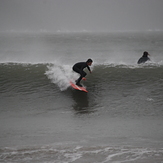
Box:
70;81;88;92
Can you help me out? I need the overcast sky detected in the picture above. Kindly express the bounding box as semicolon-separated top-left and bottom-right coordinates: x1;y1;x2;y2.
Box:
0;0;163;32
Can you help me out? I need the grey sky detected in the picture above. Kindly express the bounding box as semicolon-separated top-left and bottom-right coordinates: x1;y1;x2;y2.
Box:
0;0;163;32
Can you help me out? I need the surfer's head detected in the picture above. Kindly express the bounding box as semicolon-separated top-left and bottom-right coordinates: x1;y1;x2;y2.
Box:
143;51;150;57
86;58;93;66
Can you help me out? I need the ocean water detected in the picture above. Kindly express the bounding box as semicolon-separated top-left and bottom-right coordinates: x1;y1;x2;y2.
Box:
0;31;163;163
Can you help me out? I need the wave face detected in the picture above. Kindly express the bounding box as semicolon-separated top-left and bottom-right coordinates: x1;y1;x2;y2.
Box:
1;63;163;115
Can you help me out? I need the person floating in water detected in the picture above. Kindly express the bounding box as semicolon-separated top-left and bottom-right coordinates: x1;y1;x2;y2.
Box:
72;59;93;87
137;51;150;64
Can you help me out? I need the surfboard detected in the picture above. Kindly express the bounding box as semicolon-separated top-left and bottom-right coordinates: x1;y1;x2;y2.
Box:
70;81;88;93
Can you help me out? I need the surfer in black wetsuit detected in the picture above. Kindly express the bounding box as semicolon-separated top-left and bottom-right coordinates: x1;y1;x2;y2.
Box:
72;59;93;87
137;51;150;64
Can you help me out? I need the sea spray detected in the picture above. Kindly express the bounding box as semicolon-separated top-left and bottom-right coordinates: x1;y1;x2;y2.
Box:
45;64;78;91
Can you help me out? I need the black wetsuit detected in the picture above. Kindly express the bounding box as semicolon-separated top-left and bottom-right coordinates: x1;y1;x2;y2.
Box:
137;56;150;64
72;62;91;85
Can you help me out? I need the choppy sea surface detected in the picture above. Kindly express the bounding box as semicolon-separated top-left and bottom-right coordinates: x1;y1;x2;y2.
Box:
0;31;163;162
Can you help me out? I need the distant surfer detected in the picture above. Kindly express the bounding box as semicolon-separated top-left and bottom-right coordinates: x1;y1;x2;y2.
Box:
72;59;93;87
137;51;150;64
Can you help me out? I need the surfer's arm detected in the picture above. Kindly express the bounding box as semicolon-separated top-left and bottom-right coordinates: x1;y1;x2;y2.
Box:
86;65;91;73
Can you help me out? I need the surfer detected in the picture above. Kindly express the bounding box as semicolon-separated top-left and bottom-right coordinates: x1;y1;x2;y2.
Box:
72;59;93;87
137;51;150;64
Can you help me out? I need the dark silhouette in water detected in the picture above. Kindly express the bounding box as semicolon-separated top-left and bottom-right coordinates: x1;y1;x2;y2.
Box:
72;59;93;87
137;51;150;64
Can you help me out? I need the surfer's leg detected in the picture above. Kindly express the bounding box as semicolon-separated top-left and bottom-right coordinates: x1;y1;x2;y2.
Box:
73;67;87;86
76;76;82;86
73;67;81;85
73;66;80;74
76;71;86;86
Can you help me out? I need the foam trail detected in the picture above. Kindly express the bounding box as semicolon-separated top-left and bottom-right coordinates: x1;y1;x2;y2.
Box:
45;64;78;91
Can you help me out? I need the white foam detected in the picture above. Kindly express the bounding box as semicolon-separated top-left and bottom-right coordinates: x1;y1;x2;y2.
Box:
45;63;78;91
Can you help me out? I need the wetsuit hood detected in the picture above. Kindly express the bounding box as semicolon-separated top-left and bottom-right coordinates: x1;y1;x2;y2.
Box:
143;51;149;57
